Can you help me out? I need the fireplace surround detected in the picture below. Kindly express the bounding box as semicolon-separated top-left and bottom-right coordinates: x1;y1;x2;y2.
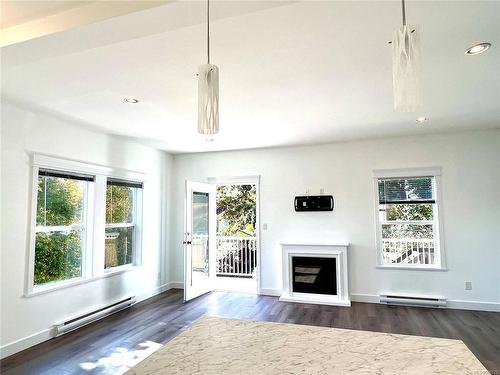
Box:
280;243;350;306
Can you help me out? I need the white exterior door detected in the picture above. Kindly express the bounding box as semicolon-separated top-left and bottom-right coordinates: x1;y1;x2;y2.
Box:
184;181;216;302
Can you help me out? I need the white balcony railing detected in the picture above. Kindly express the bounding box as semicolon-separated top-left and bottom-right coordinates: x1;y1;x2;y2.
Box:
216;236;257;278
382;238;435;265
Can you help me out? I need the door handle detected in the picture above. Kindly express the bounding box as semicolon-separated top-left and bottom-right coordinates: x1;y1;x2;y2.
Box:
183;232;191;245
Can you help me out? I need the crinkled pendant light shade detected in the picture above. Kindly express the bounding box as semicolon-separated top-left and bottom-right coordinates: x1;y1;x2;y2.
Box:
198;64;219;134
392;25;421;112
198;0;219;135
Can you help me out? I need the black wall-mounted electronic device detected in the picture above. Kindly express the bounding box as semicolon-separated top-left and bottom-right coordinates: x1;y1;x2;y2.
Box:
294;195;334;212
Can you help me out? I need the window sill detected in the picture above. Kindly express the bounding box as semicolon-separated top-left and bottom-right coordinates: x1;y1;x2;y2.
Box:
376;265;448;272
104;264;138;275
25;265;142;298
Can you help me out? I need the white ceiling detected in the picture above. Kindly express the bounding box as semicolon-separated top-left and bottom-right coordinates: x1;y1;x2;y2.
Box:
0;1;91;29
0;0;168;46
2;1;499;154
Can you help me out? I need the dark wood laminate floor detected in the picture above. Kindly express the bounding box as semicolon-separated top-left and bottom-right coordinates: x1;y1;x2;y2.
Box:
2;289;499;375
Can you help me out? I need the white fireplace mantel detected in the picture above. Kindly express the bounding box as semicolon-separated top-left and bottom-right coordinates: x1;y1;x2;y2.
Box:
280;243;350;307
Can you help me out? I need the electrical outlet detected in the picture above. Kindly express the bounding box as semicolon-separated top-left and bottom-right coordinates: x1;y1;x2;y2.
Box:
465;281;472;290
263;223;268;231
320;188;325;194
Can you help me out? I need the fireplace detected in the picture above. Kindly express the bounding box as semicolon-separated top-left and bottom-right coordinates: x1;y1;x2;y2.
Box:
280;243;350;306
292;256;337;295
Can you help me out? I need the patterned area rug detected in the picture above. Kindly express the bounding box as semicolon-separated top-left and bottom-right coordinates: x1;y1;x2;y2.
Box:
126;316;487;374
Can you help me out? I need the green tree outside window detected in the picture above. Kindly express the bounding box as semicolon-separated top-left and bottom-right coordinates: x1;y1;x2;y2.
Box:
34;175;85;285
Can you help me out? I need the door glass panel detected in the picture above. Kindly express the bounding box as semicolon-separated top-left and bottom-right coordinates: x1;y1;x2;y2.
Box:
192;192;209;281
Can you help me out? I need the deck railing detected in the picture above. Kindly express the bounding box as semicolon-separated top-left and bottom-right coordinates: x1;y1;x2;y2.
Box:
382;238;435;265
216;236;257;278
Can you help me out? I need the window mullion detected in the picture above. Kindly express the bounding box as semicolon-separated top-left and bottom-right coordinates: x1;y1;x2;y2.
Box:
92;175;107;276
105;223;134;228
35;224;85;233
380;220;434;225
44;176;47;226
83;181;91;279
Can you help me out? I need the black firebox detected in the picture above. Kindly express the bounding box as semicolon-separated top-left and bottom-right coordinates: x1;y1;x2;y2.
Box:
292;256;337;295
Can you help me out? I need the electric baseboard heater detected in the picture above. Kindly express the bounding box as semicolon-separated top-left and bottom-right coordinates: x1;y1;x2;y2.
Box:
380;293;446;308
54;296;136;336
294;195;334;212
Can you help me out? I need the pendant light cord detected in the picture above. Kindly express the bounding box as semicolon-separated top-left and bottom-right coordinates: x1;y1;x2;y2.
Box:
207;0;210;64
401;0;406;26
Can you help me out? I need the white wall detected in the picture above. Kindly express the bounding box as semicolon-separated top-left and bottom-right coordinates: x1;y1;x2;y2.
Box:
171;130;500;310
0;101;174;356
1;101;499;358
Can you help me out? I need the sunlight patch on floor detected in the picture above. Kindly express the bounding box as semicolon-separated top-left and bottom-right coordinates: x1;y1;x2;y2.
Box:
79;340;163;374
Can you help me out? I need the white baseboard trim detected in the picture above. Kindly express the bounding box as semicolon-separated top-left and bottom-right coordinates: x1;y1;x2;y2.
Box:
136;281;183;302
351;293;500;312
0;281;182;360
351;293;379;304
166;281;184;289
136;283;171;303
259;288;281;297
447;299;500;312
0;328;53;360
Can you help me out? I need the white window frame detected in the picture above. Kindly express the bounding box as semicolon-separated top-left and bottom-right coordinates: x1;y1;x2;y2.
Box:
28;169;95;294
26;154;145;296
104;179;144;272
373;167;446;271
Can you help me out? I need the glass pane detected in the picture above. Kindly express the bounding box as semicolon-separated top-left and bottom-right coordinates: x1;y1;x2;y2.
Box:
105;226;134;268
216;184;256;236
34;230;83;285
378;177;434;203
192;192;209;275
106;185;134;224
37;175;85;226
215;184;257;278
382;240;435;265
382;223;434;239
382;203;434;221
381;224;435;265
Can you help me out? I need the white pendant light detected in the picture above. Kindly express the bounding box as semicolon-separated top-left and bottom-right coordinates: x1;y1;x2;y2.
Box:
198;0;219;135
392;0;421;112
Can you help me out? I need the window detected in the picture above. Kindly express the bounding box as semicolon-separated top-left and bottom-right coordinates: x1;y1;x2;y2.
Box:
34;170;93;285
374;168;444;269
105;179;143;269
28;154;145;295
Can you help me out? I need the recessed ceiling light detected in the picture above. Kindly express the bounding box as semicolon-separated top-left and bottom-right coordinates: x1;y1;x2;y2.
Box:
124;98;139;104
416;116;428;123
465;42;491;56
